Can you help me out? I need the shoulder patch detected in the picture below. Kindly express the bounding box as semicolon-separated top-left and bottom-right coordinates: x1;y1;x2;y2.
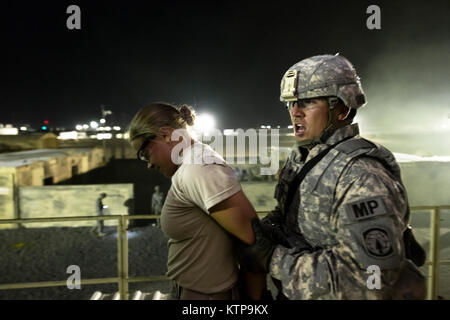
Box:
363;227;393;258
345;196;387;222
336;138;376;154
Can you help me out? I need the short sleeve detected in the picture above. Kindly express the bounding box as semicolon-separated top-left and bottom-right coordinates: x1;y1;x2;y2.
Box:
179;163;242;213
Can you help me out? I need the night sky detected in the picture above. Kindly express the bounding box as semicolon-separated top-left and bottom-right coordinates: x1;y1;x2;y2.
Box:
1;0;449;131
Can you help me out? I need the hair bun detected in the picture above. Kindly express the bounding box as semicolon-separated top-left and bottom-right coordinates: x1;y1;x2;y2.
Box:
179;104;195;126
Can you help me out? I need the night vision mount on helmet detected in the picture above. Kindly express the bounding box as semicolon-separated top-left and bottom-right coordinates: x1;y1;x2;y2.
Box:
280;54;367;146
280;53;367;110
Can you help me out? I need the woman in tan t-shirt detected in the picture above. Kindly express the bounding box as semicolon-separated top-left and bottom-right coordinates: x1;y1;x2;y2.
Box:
128;102;266;300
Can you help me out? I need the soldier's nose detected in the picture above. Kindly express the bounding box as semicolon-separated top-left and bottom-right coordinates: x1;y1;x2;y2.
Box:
291;105;305;117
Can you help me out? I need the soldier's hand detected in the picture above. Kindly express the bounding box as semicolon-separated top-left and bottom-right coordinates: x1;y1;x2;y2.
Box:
236;218;277;273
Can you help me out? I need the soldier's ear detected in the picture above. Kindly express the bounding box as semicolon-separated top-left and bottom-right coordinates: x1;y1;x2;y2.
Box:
336;104;351;121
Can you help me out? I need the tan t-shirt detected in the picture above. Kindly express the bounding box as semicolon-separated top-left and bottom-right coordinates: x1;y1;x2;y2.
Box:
161;142;241;294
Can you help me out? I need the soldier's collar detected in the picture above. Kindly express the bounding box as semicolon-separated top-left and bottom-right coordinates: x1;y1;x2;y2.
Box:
323;123;360;146
291;143;309;163
291;123;359;161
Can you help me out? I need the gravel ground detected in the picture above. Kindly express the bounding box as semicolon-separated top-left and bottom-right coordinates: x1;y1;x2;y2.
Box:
1;223;447;300
0;225;171;300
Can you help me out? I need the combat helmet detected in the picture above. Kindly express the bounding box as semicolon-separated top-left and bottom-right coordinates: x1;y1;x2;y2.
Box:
280;53;367;109
280;54;367;146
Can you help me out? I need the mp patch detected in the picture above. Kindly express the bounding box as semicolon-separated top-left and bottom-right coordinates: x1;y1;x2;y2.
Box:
363;228;393;257
345;196;387;222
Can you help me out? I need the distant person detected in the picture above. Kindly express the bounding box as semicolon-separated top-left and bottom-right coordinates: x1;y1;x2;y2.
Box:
91;193;107;237
128;102;265;300
151;185;164;227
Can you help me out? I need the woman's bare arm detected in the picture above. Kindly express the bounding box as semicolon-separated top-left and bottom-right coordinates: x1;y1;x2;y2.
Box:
209;190;257;245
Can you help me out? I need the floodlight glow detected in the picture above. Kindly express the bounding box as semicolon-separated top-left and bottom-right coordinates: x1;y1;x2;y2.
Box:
287;125;293;129
90;121;99;129
100;118;106;124
105;126;112;131
113;126;121;131
194;113;216;134
20;127;27;131
82;124;89;130
75;124;83;131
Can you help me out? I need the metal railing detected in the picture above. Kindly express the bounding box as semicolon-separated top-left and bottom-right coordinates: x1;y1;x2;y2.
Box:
416;205;450;300
0;206;449;300
0;214;167;300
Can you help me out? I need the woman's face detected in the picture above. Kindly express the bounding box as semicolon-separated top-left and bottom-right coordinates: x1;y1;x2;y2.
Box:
132;134;179;177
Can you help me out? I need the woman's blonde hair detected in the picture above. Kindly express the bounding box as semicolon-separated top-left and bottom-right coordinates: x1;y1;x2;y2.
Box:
128;102;195;142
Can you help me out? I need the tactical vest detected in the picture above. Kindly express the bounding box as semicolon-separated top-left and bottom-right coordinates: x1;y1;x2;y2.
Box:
275;136;405;248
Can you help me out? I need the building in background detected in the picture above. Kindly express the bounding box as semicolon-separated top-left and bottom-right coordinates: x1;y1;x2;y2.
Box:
0;148;104;227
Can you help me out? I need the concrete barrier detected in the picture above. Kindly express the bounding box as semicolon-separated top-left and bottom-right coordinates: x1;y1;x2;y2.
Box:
18;184;133;228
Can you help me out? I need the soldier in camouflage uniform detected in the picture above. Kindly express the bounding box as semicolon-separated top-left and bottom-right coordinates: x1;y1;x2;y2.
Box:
237;54;426;300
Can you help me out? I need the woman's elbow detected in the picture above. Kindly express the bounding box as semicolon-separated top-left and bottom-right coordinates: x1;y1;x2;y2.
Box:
240;225;256;246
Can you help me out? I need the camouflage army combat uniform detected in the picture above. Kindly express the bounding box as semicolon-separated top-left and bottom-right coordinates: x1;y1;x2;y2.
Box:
238;54;426;300
264;123;425;299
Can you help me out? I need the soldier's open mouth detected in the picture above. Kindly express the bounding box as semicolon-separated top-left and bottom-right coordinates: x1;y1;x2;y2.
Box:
295;124;306;136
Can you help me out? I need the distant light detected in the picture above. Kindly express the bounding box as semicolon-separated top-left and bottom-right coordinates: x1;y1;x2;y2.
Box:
82;124;89;130
193;113;216;135
100;118;106;124
77;132;88;139
104;126;112;131
261;125;266;129
90;121;99;129
287;125;293;129
41;126;47;130
0;127;19;135
75;125;83;131
266;125;271;129
20;126;27;131
58;131;78;140
97;133;112;140
113;126;121;131
277;125;280;129
116;133;123;139
43;120;49;124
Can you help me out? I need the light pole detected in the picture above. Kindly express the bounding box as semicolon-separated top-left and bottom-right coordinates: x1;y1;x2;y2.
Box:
100;105;113;162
